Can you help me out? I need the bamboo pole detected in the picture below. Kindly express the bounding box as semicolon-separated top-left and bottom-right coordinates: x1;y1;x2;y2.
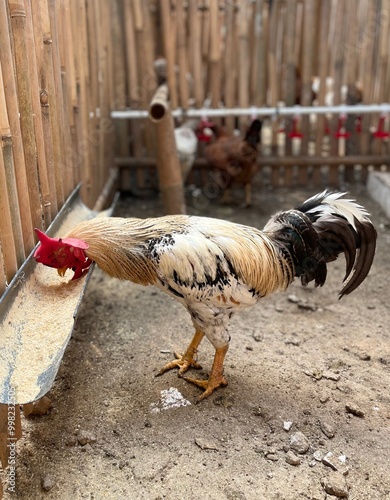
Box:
149;84;186;214
72;0;93;206
114;0;130;189
251;0;266;107
208;0;220;112
237;0;249;131
160;0;177;108
188;0;203;107
0;0;34;254
49;0;73;200
176;0;189;109
8;0;43;233
0;57;25;269
223;1;236;132
40;0;65;207
0;63;19;281
23;0;52;226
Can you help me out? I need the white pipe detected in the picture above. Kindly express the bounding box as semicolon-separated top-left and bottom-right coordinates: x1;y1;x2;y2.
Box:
111;104;390;120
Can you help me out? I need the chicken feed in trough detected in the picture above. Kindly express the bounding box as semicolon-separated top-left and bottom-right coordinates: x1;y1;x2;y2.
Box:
0;187;117;405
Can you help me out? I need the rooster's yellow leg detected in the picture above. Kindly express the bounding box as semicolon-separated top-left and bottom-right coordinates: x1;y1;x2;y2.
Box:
184;344;229;401
158;330;205;376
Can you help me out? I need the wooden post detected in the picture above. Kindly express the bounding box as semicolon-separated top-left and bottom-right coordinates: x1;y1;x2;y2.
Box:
149;84;186;215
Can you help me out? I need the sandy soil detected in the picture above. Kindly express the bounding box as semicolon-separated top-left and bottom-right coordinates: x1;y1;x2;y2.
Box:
5;186;390;500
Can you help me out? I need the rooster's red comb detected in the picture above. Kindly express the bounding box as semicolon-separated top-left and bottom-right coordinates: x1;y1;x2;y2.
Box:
34;229;91;279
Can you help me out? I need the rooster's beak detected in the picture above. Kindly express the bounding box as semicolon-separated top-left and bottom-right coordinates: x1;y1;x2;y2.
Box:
57;267;68;278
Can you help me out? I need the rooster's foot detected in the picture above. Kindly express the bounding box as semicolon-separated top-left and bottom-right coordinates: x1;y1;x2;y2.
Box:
158;352;202;376
183;373;228;402
157;330;205;377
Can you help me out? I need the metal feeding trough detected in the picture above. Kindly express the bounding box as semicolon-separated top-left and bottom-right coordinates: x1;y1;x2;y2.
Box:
0;186;118;405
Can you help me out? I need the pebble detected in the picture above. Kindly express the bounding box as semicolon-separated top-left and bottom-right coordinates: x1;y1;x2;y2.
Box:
298;302;318;312
77;430;97;446
320;419;336;438
288;294;300;303
285;450;301;466
289;431;310;454
41;474;55;492
195;438;218;451
313;450;323;462
322;452;339;471
283;421;293;431
345;402;365;418
265;452;279;461
321;473;349;497
322;370;341;381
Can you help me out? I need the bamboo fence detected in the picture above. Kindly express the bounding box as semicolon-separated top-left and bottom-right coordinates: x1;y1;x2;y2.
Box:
1;0;390;295
0;0;116;296
115;0;390;191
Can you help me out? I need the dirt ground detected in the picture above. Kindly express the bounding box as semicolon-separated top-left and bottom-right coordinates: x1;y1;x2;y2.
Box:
6;185;390;500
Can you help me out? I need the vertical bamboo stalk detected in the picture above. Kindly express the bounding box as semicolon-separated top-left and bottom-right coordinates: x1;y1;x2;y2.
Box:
315;0;331;162
0;56;25;268
223;1;236;132
176;0;189;109
251;0;266;106
0;63;19;281
48;0;72;199
0;0;34;253
23;0;52;226
86;0;99;200
237;0;249;131
328;0;347;185
40;0;65;207
8;0;43;232
188;0;203;107
71;0;92;206
160;0;177;108
282;0;298;185
208;0;220;111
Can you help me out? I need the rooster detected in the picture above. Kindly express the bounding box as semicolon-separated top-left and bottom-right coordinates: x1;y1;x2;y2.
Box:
34;192;376;401
204;119;262;207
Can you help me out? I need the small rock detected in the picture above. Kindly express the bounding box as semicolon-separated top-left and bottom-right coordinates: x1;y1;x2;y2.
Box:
320;394;330;404
77;430;97;446
358;352;371;361
289;431;310;454
298;302;318;312
285;450;301;466
65;435;77;447
345;402;365;418
285;338;301;346
322;452;339;471
322;370;341;381
283;421;293;431
265;452;279;461
313;450;323;462
320;420;336;438
253;333;263;342
41;474;55;492
195;438;218;451
321;472;349;497
288;294;300;303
